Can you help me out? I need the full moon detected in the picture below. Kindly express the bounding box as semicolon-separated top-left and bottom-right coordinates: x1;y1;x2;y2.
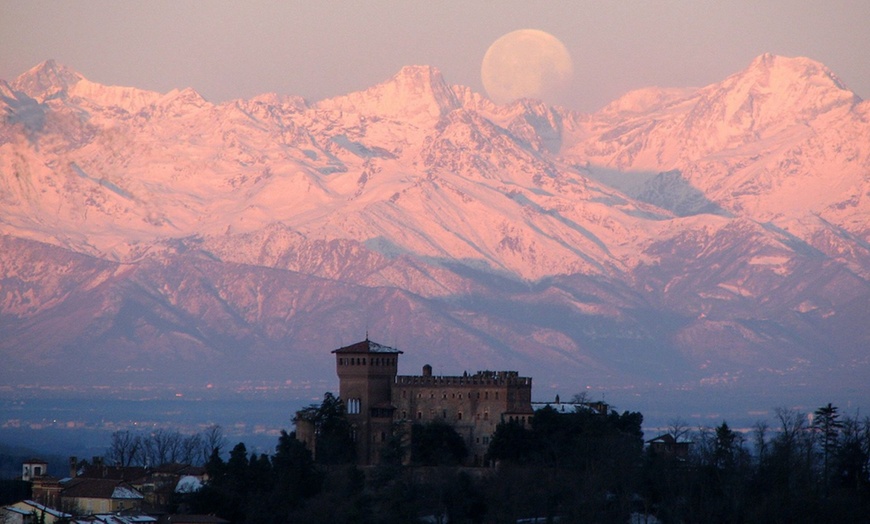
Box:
481;29;573;105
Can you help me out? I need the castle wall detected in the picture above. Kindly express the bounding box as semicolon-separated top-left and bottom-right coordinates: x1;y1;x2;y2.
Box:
317;340;535;467
392;371;533;464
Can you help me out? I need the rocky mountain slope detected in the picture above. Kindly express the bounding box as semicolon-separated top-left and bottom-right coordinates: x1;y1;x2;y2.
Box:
1;56;868;405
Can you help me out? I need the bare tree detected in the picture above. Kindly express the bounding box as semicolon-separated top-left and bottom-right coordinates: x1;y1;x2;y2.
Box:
752;420;769;463
106;430;142;467
570;391;589;404
667;418;691;441
180;433;204;465
201;424;226;464
142;429;186;466
774;407;810;454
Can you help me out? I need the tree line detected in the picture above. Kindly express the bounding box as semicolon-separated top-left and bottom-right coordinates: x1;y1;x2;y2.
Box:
177;394;647;523
644;404;870;523
106;424;226;467
130;396;869;523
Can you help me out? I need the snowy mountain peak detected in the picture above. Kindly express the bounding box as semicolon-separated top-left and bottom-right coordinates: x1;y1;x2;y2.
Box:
317;64;459;120
747;53;849;90
599;86;696;116
720;53;859;112
1;57;869;402
11;59;83;101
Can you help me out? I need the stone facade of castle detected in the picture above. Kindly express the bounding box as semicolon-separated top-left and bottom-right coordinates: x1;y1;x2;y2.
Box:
297;339;534;466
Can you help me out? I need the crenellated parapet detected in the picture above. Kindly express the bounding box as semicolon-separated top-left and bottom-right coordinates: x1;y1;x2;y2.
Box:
395;371;531;387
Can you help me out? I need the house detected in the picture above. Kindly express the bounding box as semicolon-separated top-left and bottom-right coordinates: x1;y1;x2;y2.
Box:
296;338;534;466
646;433;692;458
67;459;204;513
136;464;207;512
60;478;144;515
1;500;70;524
21;460;48;482
531;397;609;415
30;475;64;510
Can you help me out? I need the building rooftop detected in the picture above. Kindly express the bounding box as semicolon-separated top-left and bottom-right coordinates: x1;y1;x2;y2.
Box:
332;339;403;354
62;478;144;500
7;500;71;519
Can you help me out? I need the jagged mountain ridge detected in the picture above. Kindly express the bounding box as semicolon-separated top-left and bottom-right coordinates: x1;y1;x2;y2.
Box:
1;56;868;400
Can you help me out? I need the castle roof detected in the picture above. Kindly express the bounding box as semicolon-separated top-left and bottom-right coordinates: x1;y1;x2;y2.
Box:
332;339;403;354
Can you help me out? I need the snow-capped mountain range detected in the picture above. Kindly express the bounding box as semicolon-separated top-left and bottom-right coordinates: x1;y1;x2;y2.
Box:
1;55;868;406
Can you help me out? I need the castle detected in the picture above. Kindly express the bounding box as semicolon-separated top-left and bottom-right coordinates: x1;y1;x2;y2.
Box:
296;338;534;465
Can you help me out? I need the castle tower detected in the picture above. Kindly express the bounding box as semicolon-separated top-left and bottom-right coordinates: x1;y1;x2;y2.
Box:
333;338;402;465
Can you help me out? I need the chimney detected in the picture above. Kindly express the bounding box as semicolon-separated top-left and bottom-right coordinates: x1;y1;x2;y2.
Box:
92;456;105;477
69;456;78;478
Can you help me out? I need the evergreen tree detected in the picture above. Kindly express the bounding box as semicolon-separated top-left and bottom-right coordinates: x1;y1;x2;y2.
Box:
813;403;843;492
410;419;468;466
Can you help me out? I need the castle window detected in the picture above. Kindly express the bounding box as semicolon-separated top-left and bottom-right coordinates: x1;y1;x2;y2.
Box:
459;393;462;399
402;411;407;419
442;393;447;399
443;409;447;418
381;432;386;442
417;411;422;420
458;412;463;420
362;358;366;365
495;392;499;400
485;392;489;400
348;398;361;414
484;411;489;421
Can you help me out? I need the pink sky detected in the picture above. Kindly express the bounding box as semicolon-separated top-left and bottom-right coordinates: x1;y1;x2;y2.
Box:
2;1;868;112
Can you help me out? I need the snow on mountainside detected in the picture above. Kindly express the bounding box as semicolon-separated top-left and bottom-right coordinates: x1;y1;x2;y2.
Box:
564;53;870;276
1;55;868;402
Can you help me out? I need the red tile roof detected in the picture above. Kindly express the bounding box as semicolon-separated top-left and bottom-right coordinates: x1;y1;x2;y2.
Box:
62;478;144;500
